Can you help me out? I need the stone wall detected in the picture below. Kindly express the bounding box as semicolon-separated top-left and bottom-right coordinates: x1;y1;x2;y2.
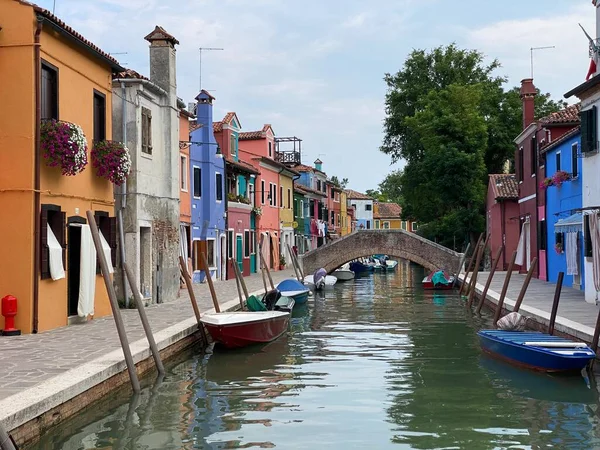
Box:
299;230;463;274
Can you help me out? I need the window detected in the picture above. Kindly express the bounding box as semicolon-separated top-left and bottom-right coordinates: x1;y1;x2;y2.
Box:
180;155;188;191
365;204;372;211
401;221;407;230
40;204;65;279
366;220;371;229
555;231;564;252
192;240;203;271
92;91;106;142
383;221;390;229
244;230;250;257
351;203;357;210
581;106;598;153
331;188;335;199
555;152;561;172
316;180;321;191
337;214;340;226
250;231;256;254
206;239;216;268
273;184;277;207
249;183;255;207
374;220;380;229
331;213;335;226
41;61;58;120
585;215;593;257
530;135;537;177
310;200;315;218
230;134;236;156
412;222;419;231
269;141;272;157
193;167;201;198
227;230;234;259
280;186;283;208
216;173;223;201
95;211;117;273
300;200;305;218
572;143;579;178
518;146;524;182
538;219;546;251
141;107;152;155
261;180;265;204
287;188;291;209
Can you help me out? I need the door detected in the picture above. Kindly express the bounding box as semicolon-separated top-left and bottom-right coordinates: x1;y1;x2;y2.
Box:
236;235;243;272
67;225;82;317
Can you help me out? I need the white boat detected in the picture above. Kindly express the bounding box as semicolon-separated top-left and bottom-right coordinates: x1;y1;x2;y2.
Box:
385;260;398;270
332;263;355;281
303;274;338;290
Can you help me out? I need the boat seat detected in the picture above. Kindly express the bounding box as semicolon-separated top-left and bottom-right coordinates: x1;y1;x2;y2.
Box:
246;295;267;312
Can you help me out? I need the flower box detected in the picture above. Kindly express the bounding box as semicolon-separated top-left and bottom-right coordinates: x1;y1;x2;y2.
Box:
92;140;131;186
41;120;88;176
539;170;572;190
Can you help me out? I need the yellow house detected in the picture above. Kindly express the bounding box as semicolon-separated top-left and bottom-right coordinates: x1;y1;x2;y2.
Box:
0;2;124;333
340;190;349;235
279;166;299;265
373;202;403;230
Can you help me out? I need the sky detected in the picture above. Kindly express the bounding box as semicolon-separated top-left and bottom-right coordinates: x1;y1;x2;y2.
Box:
37;0;595;193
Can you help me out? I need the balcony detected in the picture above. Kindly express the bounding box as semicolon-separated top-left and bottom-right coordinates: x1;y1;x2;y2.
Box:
275;150;301;164
275;136;302;165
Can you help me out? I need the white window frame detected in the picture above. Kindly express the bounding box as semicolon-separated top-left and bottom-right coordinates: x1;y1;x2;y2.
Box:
300;200;304;218
227;229;234;260
215;172;223;203
206;238;217;269
383;221;390;229
401;221;407;230
261;180;266;205
192;238;202;272
374;219;380;229
180;154;188;192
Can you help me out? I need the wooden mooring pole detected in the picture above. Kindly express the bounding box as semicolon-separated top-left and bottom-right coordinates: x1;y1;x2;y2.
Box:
548;271;565;336
512;257;538;313
592;294;600;354
453;242;470;288
86;211;140;393
466;234;489;305
230;258;245;310
460;233;483;295
201;253;220;313
476;245;503;314
123;263;165;375
179;256;202;326
493;250;518;326
234;261;250;300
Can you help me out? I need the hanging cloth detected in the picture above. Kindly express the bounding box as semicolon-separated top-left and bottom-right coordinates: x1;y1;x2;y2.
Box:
515;222;526;266
99;230;114;274
589;213;600;296
179;224;188;259
565;231;579;276
78;225;97;318
47;225;65;281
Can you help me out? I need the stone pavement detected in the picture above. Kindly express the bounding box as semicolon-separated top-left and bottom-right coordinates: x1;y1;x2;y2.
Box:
462;271;600;341
0;269;294;403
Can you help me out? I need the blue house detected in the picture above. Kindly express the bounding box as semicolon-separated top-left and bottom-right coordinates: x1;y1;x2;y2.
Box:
190;90;226;282
543;128;584;289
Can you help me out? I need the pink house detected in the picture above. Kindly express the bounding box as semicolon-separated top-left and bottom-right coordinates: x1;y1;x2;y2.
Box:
486;174;520;271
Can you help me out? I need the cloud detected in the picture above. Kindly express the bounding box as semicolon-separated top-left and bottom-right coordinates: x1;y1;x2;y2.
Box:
342;12;369;29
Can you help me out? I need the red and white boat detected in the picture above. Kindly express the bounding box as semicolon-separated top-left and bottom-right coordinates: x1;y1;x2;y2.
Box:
201;310;291;349
422;270;455;290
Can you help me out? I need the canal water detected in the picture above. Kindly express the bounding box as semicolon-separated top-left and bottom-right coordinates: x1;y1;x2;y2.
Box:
31;262;600;449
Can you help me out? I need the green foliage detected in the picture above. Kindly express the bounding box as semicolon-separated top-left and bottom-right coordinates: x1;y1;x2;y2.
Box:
330;175;349;189
381;43;564;247
365;189;388;202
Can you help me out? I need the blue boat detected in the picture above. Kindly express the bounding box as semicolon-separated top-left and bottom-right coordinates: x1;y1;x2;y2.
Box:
349;261;373;274
276;279;310;305
477;330;596;373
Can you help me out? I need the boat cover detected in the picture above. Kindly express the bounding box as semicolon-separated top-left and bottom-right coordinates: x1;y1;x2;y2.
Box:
431;270;450;286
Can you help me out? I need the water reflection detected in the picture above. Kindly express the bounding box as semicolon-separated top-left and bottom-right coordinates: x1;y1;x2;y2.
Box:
32;263;600;450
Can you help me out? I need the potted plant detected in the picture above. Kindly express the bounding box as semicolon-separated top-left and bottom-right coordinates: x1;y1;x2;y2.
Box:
91;140;131;186
554;242;563;254
227;192;238;202
551;170;571;188
539;177;554;190
252;206;263;216
279;254;286;270
40;119;88;176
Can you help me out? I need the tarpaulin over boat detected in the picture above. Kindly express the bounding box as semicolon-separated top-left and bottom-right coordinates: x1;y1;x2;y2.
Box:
431;270;451;286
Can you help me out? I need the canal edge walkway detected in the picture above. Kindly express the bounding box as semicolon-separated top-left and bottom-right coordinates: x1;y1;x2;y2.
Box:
0;269;295;444
459;271;599;343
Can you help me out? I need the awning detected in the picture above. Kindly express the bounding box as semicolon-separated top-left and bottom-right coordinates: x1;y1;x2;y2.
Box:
554;212;583;233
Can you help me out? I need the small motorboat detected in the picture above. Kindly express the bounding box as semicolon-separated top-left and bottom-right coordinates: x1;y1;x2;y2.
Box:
422;269;455;290
332;263;355;281
349;260;373;274
276;278;310;304
250;289;295;312
304;268;337;290
385;260;398;270
477;330;596;373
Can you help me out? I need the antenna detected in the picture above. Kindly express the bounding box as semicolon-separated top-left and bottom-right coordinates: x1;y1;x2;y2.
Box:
530;46;555;78
199;47;224;92
53;0;56;14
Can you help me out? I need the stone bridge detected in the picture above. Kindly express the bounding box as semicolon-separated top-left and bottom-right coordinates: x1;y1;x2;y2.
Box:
299;230;464;275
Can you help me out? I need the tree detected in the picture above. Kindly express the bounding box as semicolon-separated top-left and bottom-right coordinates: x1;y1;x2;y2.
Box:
378;170;403;206
330;175;349;189
365;189;388;202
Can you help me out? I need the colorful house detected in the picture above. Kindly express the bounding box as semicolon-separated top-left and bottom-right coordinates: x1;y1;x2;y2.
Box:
346;190;374;230
178;103;193;279
340;190;349;236
541;129;584;289
190;90;226;282
111;27;181;305
0;2;124;333
373;202;405;230
279;166;299;266
293;186;308;253
213;112;259;278
486;174;520;271
293;165;328;248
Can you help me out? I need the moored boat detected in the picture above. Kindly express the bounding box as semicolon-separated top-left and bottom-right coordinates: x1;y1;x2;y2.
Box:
477;330;596;373
385;260;398;270
276;279;310;304
304;268;338;290
349;260;374;274
332;263;355;281
422;269;455;290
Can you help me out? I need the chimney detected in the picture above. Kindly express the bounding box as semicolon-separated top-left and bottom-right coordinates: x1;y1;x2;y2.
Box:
195;90;215;130
314;158;323;171
144;26;179;106
519;78;537;129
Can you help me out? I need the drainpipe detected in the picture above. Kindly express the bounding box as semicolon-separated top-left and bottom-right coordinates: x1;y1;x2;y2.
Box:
32;17;43;334
118;81;128;307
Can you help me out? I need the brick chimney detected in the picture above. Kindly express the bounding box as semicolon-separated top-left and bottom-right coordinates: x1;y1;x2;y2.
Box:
519;78;537;129
144;26;179;107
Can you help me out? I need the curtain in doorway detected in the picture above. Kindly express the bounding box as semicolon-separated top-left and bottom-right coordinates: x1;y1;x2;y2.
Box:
589;213;600;294
78;225;96;318
515;222;526;266
565;231;579;276
99;230;114;274
179;225;188;259
47;225;65;280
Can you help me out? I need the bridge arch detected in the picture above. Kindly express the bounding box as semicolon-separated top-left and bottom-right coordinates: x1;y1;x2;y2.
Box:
299;230;463;275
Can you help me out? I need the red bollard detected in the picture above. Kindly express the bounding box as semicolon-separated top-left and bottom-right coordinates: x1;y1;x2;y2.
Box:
1;295;21;336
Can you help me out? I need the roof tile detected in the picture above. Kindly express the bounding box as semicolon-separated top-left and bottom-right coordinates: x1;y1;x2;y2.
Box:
539;103;581;125
345;189;372;200
375;202;402;219
488;174;518;200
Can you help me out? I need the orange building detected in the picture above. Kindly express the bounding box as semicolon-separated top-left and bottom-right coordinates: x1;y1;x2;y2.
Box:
0;2;124;333
179;104;193;271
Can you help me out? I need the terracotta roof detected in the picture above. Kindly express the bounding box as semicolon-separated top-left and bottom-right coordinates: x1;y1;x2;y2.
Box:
345;189;372;200
213;122;223;133
31;4;123;71
226;159;259;175
292;164;314;173
223;112;236;124
294;181;325;197
375;202;402;219
144;25;179;45
239;124;273;140
539;103;580;125
294;184;309;195
540;127;581;154
488;174;518;200
190;123;202;132
114;68;149;81
253;157;299;176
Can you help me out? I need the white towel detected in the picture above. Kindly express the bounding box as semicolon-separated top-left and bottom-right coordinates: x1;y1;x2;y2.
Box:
99;230;114;274
78;225;96;318
566;232;579;276
47;225;65;280
515;222;526;266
